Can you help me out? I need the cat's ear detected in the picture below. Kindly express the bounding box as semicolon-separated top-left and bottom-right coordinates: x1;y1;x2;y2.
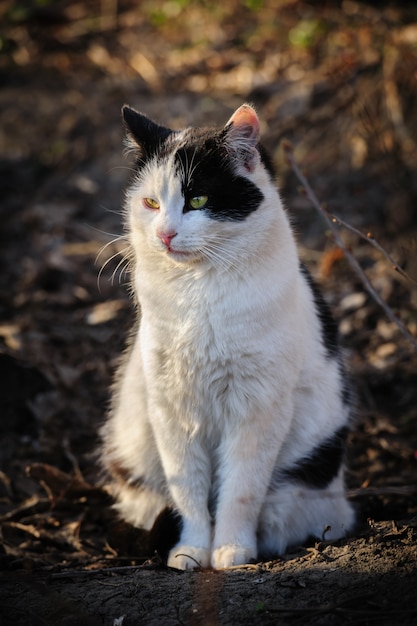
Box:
122;105;172;161
223;104;260;172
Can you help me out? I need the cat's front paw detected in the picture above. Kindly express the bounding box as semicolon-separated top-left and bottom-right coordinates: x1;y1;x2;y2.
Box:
167;545;211;570
211;544;257;569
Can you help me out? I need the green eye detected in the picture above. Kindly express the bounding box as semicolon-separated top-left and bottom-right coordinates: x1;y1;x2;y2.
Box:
189;195;208;210
143;198;160;210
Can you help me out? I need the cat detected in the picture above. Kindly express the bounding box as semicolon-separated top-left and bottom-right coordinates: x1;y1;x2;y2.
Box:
100;103;355;570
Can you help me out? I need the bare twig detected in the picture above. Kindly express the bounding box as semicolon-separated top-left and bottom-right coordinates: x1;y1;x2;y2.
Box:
171;553;203;570
50;563;152;579
217;563;261;571
348;484;417;498
325;211;417;287
321;525;331;541
283;144;417;353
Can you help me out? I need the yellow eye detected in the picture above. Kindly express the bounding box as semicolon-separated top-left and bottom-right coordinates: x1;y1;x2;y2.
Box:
143;198;160;210
189;195;208;210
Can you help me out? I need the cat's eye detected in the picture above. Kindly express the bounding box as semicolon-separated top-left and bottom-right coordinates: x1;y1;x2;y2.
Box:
189;195;208;210
143;198;160;210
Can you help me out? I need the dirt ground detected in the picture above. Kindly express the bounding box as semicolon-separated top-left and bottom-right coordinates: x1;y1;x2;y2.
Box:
1;1;417;624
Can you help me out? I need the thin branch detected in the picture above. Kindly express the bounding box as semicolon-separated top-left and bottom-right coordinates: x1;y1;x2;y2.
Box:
348;484;417;498
170;553;203;571
325;211;417;287
283;144;417;354
50;562;158;579
217;563;260;571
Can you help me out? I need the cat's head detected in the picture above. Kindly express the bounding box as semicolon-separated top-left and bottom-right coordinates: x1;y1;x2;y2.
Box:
123;104;279;268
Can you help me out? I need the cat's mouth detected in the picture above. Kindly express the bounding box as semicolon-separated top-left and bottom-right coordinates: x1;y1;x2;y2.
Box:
166;246;194;260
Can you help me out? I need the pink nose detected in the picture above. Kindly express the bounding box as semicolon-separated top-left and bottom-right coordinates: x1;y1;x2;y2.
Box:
157;230;177;248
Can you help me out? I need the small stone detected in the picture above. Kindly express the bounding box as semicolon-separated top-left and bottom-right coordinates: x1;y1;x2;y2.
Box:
339;292;367;311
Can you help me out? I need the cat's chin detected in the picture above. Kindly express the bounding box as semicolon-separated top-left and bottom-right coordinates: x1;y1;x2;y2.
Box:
165;248;199;263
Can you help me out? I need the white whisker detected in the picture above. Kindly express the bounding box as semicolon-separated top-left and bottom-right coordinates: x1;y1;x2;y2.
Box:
198;236;244;274
177;151;186;183
111;254;133;286
184;148;190;186
97;244;133;291
187;146;199;186
95;235;128;264
84;223;124;238
106;166;137;175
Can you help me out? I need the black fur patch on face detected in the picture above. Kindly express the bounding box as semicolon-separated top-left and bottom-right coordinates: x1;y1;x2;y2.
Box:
173;131;264;222
278;426;349;490
300;265;339;358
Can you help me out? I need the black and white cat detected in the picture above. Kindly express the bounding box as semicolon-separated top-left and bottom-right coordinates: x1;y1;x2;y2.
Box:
101;104;355;570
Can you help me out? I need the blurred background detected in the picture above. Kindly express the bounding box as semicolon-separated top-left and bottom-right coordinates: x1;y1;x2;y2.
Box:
1;0;417;570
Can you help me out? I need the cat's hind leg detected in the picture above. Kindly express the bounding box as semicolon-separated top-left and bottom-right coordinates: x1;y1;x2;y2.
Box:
101;338;171;530
257;472;355;556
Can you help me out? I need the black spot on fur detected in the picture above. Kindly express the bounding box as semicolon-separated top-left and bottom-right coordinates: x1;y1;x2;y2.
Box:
279;426;349;489
341;383;352;406
300;265;339;358
149;508;182;562
339;360;353;407
175;133;264;221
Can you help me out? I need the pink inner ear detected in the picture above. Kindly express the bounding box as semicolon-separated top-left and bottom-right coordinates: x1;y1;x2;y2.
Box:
228;105;260;139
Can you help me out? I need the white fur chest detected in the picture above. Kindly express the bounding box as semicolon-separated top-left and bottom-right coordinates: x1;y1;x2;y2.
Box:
135;257;303;438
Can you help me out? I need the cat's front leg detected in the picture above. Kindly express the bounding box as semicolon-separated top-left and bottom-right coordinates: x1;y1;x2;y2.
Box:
166;491;212;571
167;527;211;571
211;403;292;569
150;412;212;570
